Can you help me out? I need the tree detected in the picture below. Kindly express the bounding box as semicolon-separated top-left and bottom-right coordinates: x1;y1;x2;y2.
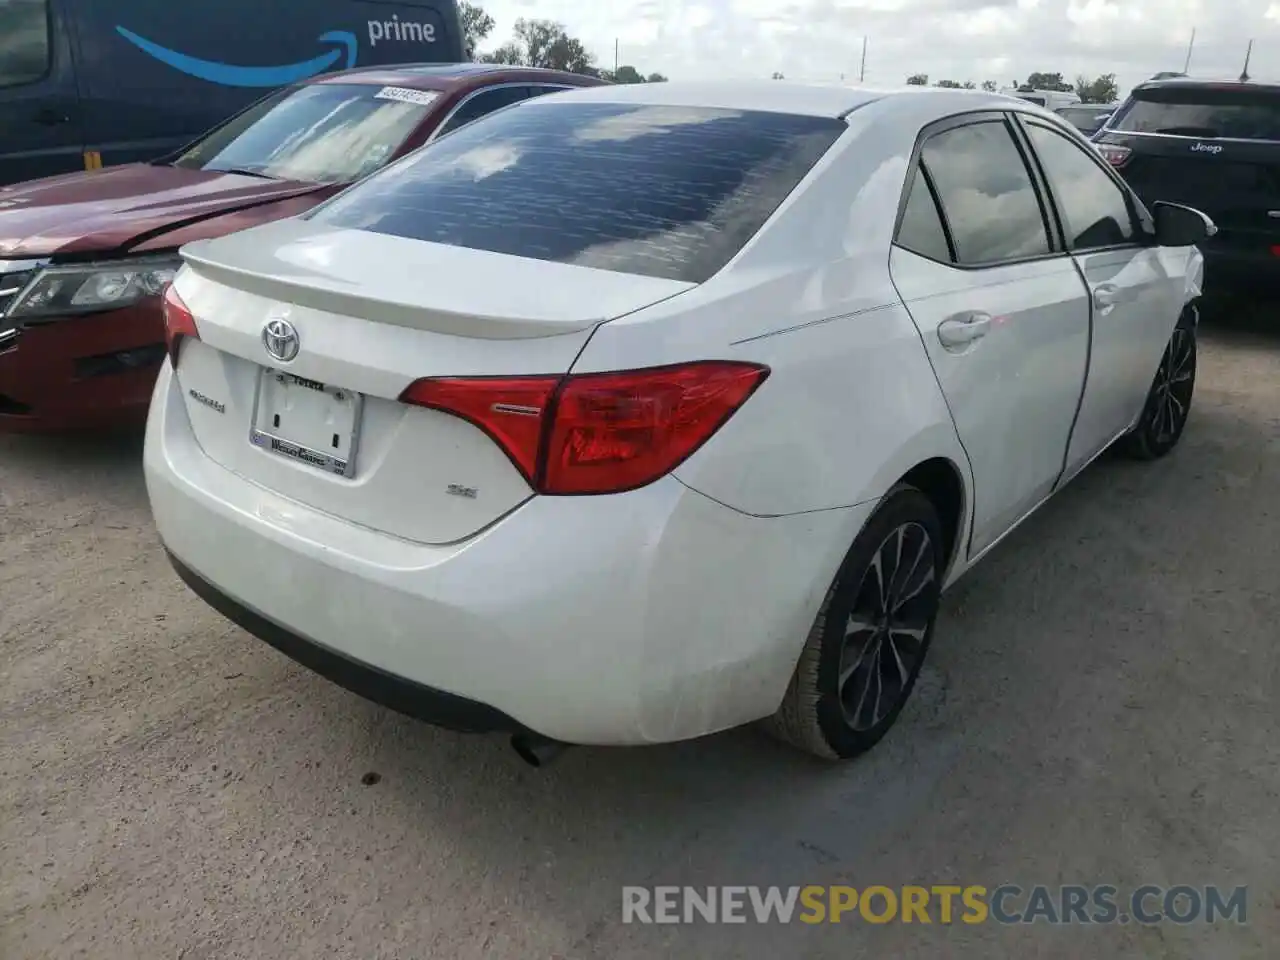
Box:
481;18;596;75
611;65;646;84
981;80;998;92
1075;73;1119;104
772;71;785;80
646;72;668;83
459;2;495;60
906;73;928;85
934;79;976;89
1023;71;1074;92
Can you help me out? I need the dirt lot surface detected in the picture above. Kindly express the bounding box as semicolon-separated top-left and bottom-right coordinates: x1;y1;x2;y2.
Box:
2;320;1278;959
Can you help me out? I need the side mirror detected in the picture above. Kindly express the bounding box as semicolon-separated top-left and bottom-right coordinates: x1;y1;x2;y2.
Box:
1152;201;1217;247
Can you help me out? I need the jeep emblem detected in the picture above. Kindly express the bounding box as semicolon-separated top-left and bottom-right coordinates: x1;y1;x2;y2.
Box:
1190;142;1223;154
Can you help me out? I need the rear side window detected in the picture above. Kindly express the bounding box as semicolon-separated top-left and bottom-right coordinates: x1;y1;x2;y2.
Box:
0;0;49;88
921;121;1052;265
526;84;569;99
1056;107;1110;134
895;167;952;262
1025;123;1136;249
436;86;531;137
1111;86;1280;140
311;102;846;283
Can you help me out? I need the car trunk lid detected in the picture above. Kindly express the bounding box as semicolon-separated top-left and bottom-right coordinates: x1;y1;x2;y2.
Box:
170;220;694;544
1118;142;1280;235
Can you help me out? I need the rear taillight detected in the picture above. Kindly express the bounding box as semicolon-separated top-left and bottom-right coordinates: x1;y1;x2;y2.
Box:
162;284;200;366
400;375;560;483
542;363;769;494
400;361;770;495
1096;143;1131;168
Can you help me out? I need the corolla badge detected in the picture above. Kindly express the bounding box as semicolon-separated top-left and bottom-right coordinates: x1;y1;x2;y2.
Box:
1190;142;1224;154
262;318;300;363
115;26;358;87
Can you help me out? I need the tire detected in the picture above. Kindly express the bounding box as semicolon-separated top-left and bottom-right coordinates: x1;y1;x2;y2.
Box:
763;484;945;760
1120;304;1198;461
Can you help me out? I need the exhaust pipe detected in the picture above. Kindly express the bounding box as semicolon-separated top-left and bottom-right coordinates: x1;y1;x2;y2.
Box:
510;733;569;768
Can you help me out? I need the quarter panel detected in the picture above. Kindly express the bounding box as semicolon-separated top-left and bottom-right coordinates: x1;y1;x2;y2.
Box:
574;277;967;518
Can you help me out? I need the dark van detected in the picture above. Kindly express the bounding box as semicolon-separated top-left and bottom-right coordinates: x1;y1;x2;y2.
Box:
0;0;464;185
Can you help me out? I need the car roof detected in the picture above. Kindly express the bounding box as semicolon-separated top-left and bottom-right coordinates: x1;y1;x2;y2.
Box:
306;62;604;92
1134;77;1280;94
530;80;1018;117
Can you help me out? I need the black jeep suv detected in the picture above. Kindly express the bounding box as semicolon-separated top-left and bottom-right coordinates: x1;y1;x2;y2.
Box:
1094;78;1280;292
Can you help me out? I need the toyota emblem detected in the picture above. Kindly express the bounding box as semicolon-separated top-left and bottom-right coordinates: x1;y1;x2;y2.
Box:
262;317;300;363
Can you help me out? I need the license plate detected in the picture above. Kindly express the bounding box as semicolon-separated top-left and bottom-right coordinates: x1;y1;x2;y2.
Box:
250;369;363;477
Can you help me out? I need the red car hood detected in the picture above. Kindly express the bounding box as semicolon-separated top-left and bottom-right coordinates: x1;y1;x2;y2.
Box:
0;164;325;259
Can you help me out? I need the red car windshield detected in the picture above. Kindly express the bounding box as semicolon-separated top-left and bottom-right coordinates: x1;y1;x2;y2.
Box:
171;83;436;184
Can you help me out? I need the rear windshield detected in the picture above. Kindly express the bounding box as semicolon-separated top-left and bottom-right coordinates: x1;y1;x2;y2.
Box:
307;101;846;283
172;83;435;183
1056;106;1111;133
1110;86;1280;141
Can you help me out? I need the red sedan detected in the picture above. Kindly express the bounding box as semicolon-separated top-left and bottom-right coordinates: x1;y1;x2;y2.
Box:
0;64;605;433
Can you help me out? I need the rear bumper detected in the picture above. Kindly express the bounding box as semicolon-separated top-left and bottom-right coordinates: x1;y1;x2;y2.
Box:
0;300;164;433
168;552;531;735
145;362;865;745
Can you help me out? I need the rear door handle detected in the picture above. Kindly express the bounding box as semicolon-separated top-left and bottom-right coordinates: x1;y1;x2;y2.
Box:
937;311;992;349
1092;283;1121;313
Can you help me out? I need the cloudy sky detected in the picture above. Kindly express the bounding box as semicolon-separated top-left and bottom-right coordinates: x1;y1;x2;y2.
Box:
477;0;1280;96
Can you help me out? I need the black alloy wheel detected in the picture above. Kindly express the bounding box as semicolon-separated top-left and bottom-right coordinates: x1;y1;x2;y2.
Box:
1122;306;1197;460
765;484;945;760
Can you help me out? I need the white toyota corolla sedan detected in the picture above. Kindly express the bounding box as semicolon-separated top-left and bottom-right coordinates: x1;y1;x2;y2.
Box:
144;81;1211;765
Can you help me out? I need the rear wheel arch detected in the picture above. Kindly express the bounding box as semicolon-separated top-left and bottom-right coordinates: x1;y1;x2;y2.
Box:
896;457;967;576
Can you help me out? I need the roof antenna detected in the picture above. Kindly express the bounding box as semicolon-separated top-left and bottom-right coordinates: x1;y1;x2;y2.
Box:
1240;39;1254;82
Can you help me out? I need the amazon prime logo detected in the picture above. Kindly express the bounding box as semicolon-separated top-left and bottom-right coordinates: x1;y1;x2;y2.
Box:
1190;142;1223;155
262;318;300;363
368;16;437;46
115;26;357;87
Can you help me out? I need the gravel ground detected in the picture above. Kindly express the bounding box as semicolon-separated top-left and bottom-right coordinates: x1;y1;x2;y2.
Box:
2;318;1278;959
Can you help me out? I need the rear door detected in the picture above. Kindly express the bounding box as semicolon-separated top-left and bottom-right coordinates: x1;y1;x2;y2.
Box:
1018;117;1185;472
1098;83;1280;271
890;114;1092;557
0;0;85;185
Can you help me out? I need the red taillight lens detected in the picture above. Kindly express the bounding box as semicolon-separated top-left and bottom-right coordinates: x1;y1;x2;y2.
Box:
542;362;769;494
162;284;200;366
1096;143;1131;167
399;375;561;484
399;361;770;495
